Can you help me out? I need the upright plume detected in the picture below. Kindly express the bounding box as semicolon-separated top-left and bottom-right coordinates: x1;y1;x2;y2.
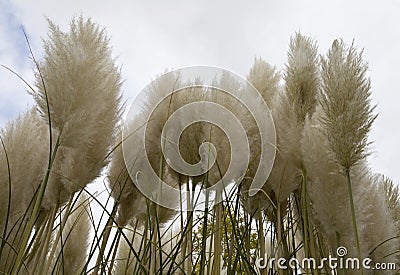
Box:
32;17;122;207
302;40;397;267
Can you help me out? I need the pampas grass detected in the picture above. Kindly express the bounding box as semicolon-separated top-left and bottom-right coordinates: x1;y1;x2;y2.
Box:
33;17;122;204
0;16;122;273
108;130;176;227
268;33;320;202
319;40;376;171
0;108;49;271
0;17;399;275
319;39;377;267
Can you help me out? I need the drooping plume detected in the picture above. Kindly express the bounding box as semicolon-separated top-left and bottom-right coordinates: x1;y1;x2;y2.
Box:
108;72;183;226
108;130;176;226
238;58;280;214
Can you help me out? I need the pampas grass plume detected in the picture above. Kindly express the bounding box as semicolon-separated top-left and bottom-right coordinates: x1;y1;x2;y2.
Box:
320;39;376;170
32;17;122;205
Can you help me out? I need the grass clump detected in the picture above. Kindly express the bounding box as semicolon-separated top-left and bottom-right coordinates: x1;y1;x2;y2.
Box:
0;19;398;275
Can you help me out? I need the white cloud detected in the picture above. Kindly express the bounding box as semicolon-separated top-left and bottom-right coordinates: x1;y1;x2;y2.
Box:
0;1;36;118
1;0;399;184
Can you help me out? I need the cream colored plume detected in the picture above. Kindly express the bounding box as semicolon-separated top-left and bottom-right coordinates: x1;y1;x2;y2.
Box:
302;109;398;269
301;39;397;269
247;57;280;107
32;17;122;207
0;109;49;270
266;33;320;202
0;17;121;271
319;39;376;171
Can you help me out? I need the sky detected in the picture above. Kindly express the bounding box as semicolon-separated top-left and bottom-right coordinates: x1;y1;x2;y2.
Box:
1;0;400;186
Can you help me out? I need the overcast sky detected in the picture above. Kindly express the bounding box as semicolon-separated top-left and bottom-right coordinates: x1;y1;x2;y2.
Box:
1;0;399;184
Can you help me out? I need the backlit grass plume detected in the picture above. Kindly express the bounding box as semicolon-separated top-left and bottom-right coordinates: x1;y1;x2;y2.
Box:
301;40;397;272
0;16;122;273
320;39;376;171
0;109;49;271
283;32;319;123
302;113;398;270
108;72;184;227
320;39;377;263
0;109;48;222
239;58;280;214
108;131;177;227
1;20;399;274
32;17;122;205
382;176;400;234
268;33;320;202
247;57;280;107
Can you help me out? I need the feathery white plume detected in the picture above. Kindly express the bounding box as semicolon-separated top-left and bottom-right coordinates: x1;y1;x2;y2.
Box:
266;33;320;202
32;17;122;206
302;111;398;267
247;57;280;107
0;109;49;270
320;39;376;170
0;17;121;271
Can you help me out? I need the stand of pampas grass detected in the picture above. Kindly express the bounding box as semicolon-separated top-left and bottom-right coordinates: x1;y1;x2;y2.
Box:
0;17;399;275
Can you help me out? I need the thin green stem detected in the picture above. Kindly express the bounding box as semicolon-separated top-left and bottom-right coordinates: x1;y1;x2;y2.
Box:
36;207;57;275
276;201;284;275
257;212;266;275
213;190;222;275
0;136;12;260
345;168;363;275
